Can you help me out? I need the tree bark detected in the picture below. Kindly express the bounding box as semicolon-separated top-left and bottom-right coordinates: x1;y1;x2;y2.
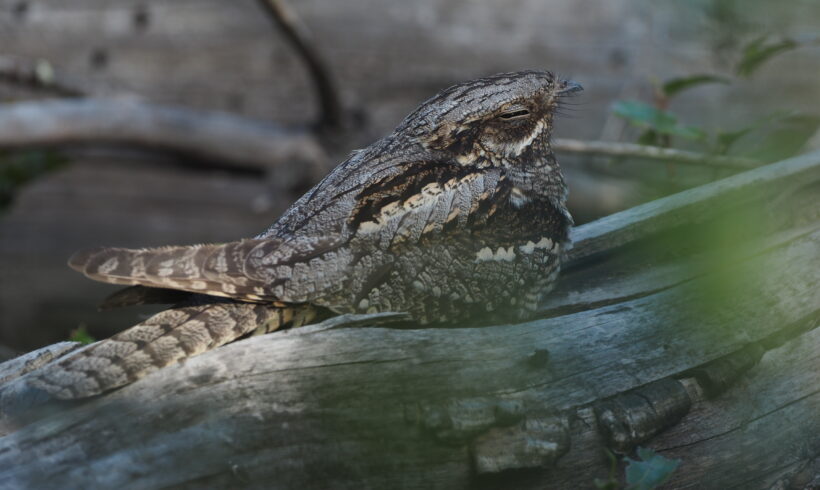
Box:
0;151;818;489
0;99;326;171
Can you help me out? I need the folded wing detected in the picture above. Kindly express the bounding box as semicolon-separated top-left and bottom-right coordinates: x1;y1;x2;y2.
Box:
69;160;510;310
69;235;348;304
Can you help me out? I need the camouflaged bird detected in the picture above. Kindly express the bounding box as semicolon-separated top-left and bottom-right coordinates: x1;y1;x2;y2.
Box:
31;70;581;399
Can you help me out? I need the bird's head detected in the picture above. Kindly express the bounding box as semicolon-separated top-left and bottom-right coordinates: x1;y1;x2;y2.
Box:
398;70;582;168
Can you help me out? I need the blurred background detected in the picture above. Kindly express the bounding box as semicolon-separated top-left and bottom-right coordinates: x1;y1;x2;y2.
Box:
0;0;818;353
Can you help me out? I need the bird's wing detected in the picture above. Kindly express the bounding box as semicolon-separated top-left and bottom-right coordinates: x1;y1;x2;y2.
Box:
347;161;509;247
69;234;347;304
31;301;319;399
69;161;510;306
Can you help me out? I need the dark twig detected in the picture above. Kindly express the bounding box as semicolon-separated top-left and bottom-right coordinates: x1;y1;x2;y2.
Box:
255;0;343;130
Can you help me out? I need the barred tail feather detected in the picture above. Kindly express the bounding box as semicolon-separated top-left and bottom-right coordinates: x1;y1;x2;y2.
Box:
30;302;318;399
68;240;279;302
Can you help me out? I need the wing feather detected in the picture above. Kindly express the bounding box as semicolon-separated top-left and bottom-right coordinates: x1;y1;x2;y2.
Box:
349;162;508;248
69;159;509;309
69;235;346;304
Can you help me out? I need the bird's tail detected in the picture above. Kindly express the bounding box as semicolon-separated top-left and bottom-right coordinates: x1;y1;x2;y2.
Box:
67;240;281;303
30;302;319;400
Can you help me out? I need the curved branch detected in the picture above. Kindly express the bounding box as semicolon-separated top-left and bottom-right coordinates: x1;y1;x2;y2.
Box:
0;98;326;169
568;149;820;261
256;0;343;130
553;138;761;170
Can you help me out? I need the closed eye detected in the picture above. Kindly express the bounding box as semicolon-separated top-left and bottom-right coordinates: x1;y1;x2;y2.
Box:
498;109;530;120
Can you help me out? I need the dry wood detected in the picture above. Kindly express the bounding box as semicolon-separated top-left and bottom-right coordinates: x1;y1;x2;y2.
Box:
0;99;326;170
0;152;818;489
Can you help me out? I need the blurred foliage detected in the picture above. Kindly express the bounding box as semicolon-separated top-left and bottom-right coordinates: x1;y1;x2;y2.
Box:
612;100;707;146
613;24;819;164
736;35;799;77
594;447;680;490
687;0;815;62
661;75;730;98
0;149;67;212
69;325;96;345
690;200;769;321
731;113;820;162
693;0;756;57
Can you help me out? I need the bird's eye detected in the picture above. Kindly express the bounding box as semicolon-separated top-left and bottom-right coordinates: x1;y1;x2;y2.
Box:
497;108;530;121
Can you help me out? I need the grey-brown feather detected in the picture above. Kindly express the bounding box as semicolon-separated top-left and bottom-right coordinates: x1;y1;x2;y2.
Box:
30;302;319;399
41;70;579;398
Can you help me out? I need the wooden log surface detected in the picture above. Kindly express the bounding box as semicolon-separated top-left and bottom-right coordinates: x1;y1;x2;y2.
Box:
0;99;326;170
0;152;818;489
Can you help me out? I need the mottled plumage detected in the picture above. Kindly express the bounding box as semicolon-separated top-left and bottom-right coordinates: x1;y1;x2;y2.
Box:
31;70;580;399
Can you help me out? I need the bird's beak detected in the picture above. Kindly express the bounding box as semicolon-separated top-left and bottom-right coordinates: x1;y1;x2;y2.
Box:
556;80;583;96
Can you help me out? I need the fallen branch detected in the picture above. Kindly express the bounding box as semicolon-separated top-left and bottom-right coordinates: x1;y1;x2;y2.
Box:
0;98;326;169
553;138;761;170
255;0;343;130
568;149;820;261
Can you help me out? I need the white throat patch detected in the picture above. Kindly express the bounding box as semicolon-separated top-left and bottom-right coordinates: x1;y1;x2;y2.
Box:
485;120;545;158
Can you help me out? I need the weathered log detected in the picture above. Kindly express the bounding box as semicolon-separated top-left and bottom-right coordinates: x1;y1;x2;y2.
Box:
0;151;818;489
0;99;327;170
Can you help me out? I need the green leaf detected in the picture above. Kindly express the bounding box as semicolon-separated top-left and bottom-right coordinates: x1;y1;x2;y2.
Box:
612;101;707;141
736;113;820;162
69;325;96;345
613;101;676;130
714;110;794;154
662;74;730;98
667;124;707;141
637;129;659;146
625;447;681;490
715;127;754;154
736;35;798;77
